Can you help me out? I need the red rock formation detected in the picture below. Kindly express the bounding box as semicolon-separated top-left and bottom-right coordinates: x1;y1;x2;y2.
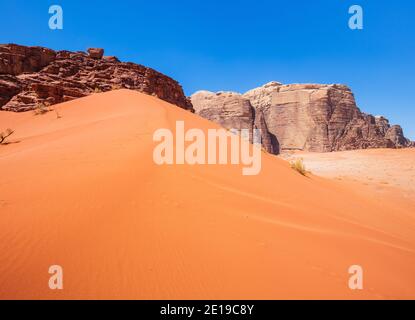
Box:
192;82;413;154
191;90;279;153
0;44;193;112
87;48;104;59
0;44;56;75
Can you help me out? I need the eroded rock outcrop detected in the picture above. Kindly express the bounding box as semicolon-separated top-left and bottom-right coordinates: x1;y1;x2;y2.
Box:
191;90;279;153
0;44;193;112
191;82;413;154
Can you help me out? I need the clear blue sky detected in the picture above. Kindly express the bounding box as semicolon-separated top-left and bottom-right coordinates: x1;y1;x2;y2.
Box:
1;0;414;139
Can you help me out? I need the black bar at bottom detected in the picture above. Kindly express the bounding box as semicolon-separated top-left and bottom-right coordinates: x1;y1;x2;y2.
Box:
0;300;411;318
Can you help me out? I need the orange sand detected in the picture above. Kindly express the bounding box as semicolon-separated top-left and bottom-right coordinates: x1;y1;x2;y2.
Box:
281;148;415;197
0;90;414;300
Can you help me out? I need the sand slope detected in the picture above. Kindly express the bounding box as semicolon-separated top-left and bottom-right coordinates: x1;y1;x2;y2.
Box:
0;90;414;299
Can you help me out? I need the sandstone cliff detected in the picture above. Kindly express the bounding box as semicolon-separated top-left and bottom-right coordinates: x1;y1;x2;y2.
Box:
191;90;279;153
0;44;193;112
191;82;413;154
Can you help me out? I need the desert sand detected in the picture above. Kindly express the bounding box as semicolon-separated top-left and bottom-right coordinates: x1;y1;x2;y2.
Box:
0;89;414;299
281;149;415;194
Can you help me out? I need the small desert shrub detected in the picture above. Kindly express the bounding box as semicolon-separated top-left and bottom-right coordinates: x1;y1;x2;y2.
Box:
34;103;50;115
94;87;103;93
53;107;62;119
0;128;15;144
290;158;307;176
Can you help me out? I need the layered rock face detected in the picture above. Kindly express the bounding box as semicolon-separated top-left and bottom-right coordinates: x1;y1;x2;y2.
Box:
191;90;279;154
191;82;413;154
191;91;253;132
0;44;193;112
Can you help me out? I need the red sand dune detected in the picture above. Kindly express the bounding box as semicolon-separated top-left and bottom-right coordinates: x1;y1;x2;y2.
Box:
0;89;414;299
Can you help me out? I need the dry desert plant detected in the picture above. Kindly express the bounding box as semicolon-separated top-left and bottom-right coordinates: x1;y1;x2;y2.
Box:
0;128;15;144
290;158;307;176
53;107;62;119
34;102;50;115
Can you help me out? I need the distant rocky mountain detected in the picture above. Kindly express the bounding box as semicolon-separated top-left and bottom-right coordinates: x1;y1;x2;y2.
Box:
191;82;413;154
1;44;412;155
0;44;193;112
